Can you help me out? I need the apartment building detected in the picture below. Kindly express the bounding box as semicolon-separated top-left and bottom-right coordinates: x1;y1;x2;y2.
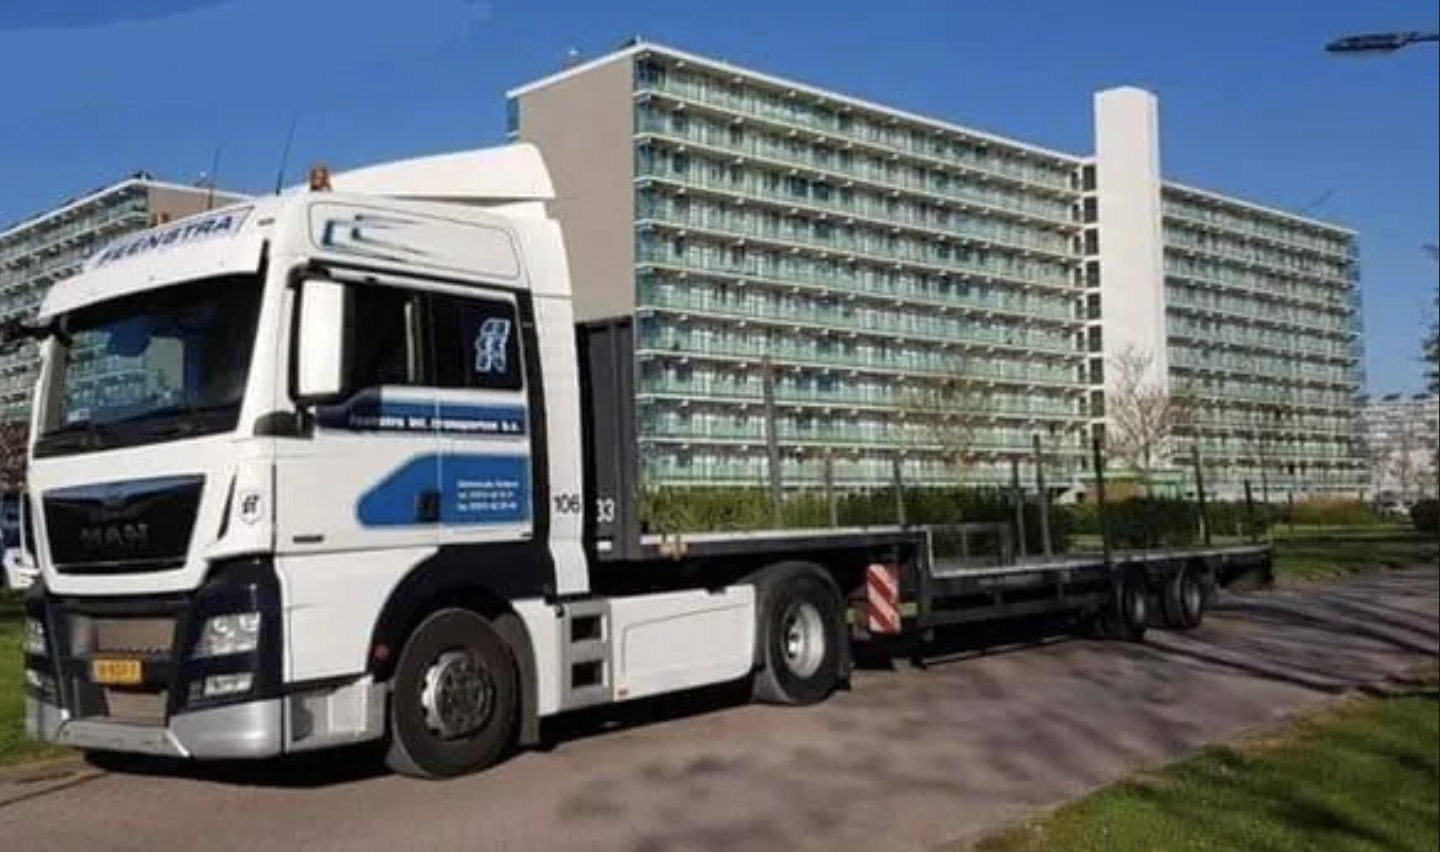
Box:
507;40;1364;497
0;174;246;424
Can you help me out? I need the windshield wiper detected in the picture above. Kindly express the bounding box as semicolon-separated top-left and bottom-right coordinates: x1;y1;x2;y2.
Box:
111;400;238;427
37;419;104;451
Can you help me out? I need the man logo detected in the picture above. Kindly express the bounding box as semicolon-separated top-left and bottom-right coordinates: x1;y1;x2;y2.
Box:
474;318;511;375
79;523;149;551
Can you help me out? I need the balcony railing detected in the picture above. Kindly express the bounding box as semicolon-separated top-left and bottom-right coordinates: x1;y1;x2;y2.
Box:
636;244;1077;324
636;207;1074;292
636;329;1084;387
639;377;1085;418
637;76;1077;195
635;156;1073;258
638;283;1079;356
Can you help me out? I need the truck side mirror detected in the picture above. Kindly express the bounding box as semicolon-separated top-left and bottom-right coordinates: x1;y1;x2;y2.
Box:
295;279;349;404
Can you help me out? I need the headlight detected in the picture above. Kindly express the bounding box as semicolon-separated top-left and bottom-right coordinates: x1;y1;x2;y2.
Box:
22;618;46;656
192;612;261;658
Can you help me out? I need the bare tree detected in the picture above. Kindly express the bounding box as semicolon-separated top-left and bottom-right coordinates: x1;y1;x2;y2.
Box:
896;359;988;486
1374;404;1425;503
1393;413;1419;501
1106;345;1192;493
1238;403;1283;503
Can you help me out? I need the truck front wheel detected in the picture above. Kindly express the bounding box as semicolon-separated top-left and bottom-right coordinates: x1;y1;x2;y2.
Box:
385;608;518;779
748;563;845;706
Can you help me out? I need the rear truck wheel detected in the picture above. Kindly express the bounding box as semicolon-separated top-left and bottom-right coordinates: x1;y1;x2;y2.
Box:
748;563;846;706
1090;569;1149;642
385;608;518;779
1161;565;1206;630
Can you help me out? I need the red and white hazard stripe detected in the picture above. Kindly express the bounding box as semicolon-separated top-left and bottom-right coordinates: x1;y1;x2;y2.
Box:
866;562;902;634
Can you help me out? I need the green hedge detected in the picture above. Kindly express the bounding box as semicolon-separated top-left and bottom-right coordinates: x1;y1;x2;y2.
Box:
639;486;1073;554
637;489;1385;556
1277;499;1382;527
1071;498;1275;548
1071;498;1200;549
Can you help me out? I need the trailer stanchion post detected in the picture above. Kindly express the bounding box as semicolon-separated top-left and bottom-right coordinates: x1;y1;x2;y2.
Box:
1011;455;1027;559
892;455;907;527
1244;479;1258;544
1033;433;1052;558
762;357;782;528
823;453;838;528
1191;443;1211;547
1091;433;1112;566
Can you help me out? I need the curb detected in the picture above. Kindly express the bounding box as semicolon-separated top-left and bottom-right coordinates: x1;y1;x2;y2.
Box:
0;754;102;809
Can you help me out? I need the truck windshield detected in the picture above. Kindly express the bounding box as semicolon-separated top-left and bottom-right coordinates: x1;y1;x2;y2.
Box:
34;274;263;456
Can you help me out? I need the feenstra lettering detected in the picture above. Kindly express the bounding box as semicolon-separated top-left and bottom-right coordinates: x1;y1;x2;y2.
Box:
91;207;252;268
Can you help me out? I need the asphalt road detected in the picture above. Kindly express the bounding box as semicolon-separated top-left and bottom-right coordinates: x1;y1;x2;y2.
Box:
2;567;1436;852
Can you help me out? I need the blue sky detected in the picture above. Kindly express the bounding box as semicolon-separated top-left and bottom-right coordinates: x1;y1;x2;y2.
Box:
2;0;1435;393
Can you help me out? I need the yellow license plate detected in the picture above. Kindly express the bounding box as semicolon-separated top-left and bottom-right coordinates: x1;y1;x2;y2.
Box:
92;659;143;686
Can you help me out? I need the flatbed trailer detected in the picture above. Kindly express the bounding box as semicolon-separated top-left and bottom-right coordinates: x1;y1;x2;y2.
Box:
579;315;1271;650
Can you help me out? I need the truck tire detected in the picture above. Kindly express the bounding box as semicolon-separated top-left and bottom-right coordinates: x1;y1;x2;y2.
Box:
1090;569;1148;643
385;608;518;779
1160;564;1206;630
747;563;845;706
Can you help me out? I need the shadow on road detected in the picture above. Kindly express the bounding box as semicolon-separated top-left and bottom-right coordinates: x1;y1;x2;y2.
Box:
81;565;1439;832
83;742;391;788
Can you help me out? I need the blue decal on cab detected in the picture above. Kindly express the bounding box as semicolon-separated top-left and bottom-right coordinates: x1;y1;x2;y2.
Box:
317;396;526;437
357;455;439;527
357;454;529;527
440;455;529;524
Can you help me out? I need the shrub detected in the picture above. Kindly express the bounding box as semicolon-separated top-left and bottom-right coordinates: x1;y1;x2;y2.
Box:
638;485;1074;552
1281;498;1380;528
1205;501;1271;539
1411;499;1439;534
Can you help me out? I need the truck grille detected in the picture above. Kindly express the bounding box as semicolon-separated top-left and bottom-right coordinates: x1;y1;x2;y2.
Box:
102;689;169;725
59;611;181;725
68;615;177;656
43;475;204;574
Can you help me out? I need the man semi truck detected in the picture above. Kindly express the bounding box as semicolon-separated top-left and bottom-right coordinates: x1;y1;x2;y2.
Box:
5;145;1269;778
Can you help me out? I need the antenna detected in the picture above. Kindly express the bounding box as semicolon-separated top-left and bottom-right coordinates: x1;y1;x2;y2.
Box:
1297;189;1335;216
204;147;223;211
273;113;300;195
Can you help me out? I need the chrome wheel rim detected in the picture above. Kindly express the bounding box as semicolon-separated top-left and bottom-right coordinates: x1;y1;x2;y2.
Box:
420;650;493;740
780;601;826;678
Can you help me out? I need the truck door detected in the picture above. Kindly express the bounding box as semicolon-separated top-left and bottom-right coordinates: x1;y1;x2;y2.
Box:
424;288;543;591
276;280;441;555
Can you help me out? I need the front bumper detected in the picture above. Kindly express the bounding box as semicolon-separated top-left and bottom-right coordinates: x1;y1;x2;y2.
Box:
24;558;387;760
27;677;387;759
28;696;284;759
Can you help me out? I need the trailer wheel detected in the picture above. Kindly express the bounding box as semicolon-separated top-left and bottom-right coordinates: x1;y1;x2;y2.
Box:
1090;570;1148;642
748;563;845;706
385;608;518;779
1161;565;1206;630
